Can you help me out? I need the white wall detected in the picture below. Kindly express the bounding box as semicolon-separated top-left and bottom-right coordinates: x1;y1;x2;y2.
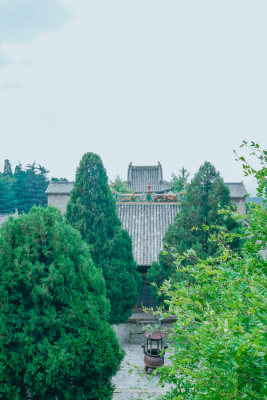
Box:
48;194;70;214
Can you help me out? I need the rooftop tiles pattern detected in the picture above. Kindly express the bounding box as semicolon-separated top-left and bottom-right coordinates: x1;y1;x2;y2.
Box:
227;182;247;197
117;203;180;266
45;181;74;194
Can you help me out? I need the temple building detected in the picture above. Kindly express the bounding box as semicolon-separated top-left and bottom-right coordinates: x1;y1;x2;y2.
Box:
45;163;247;307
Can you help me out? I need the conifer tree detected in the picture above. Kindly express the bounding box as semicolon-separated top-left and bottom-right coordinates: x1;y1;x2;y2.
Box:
148;161;242;299
0;178;16;214
0;207;123;400
66;153;140;323
13;163;30;213
3;159;12;177
171;166;189;192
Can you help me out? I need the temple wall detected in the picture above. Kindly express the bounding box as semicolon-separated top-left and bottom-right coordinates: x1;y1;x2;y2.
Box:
48;194;70;214
231;198;246;214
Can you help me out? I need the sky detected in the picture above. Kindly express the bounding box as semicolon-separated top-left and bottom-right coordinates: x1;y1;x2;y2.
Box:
0;0;266;194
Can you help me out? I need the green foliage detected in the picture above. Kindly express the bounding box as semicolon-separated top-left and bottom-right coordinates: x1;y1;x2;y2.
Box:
0;161;49;215
111;175;130;193
155;143;267;400
147;162;242;302
13;162;49;213
171;167;189;193
0;207;123;400
234;140;267;199
66;153;141;323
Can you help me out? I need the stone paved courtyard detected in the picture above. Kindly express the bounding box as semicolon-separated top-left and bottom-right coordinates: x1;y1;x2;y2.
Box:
112;344;173;400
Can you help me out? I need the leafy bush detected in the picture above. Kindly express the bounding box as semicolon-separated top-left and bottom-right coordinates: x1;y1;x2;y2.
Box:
155;143;267;400
110;175;130;193
0;207;123;400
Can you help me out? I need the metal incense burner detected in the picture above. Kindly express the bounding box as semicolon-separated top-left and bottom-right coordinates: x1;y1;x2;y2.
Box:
141;329;168;373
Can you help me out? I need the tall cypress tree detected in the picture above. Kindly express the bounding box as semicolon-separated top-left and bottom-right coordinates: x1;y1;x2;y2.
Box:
66;153;140;323
3;159;12;177
147;161;242;300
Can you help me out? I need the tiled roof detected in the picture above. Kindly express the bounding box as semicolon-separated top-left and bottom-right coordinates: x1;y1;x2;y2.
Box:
127;164;171;193
116;203;180;266
226;183;247;198
45;182;74;194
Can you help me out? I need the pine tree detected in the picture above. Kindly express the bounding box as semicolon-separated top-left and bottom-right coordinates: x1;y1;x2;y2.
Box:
0;207;123;400
171;166;189;192
147;161;242;300
13;163;30;213
3;159;12;177
66;153;141;323
34;164;49;207
0;173;16;214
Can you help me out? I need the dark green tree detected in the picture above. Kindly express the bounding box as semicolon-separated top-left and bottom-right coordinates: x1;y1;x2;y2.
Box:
171;166;189;192
66;153;141;323
0;178;16;214
147;161;242;300
3;159;12;177
13;163;31;213
0;206;123;400
102;230;140;322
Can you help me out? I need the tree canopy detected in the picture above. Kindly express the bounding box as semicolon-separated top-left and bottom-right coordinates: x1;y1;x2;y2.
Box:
147;161;242;301
0;206;123;400
66;153;140;323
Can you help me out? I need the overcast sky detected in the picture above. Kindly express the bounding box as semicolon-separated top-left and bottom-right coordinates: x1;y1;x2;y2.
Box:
0;0;266;194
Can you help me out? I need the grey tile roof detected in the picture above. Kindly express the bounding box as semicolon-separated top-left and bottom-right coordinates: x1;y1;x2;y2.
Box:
45;182;74;194
226;182;247;198
117;203;180;266
127;164;171;193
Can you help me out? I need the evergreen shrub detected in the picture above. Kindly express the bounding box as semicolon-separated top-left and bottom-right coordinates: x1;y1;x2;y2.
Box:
0;207;123;400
